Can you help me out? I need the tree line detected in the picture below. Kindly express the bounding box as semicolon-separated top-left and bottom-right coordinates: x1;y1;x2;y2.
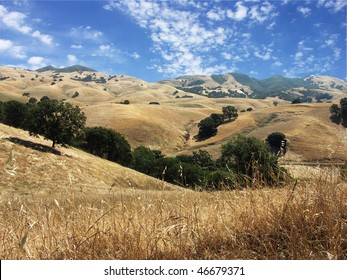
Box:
0;98;287;190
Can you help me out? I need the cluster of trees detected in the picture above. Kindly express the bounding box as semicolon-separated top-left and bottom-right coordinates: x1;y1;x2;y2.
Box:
1;98;287;190
132;134;286;189
198;106;238;139
330;98;347;127
0;98;86;148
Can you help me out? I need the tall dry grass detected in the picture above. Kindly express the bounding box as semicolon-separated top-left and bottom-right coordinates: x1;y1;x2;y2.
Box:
1;168;346;260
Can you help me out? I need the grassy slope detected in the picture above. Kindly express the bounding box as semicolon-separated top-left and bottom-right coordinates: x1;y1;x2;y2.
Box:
0;123;180;200
1;125;346;260
1;67;347;161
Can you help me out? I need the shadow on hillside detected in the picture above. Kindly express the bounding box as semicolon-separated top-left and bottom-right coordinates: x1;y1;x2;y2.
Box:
7;137;62;155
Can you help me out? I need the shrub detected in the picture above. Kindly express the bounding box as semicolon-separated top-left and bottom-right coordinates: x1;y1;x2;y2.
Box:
221;134;283;186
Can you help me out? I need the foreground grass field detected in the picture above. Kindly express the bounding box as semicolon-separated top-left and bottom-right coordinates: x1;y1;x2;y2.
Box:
1;168;346;260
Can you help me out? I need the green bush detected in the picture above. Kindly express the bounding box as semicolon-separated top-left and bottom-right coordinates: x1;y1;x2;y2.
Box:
221;134;283;186
79;126;133;167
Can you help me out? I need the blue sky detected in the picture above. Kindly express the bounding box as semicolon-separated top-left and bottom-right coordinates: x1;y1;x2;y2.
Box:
0;0;346;81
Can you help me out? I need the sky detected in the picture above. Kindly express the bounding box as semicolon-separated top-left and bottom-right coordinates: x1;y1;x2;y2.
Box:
0;0;346;82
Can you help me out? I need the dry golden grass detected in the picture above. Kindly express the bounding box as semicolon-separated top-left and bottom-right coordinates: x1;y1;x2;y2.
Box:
1;168;346;260
1;124;346;260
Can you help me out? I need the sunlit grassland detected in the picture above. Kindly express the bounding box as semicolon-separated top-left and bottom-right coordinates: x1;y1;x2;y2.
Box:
1;168;346;260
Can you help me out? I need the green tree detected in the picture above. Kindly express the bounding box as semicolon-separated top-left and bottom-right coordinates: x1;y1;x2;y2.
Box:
27;97;86;147
133;146;163;176
210;113;225;126
330;104;340;116
221;134;281;186
222;106;238;121
198;117;218;139
191;150;215;169
81;126;133;166
2;100;28;128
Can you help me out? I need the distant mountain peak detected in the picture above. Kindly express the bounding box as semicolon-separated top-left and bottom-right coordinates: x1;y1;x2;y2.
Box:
36;65;97;73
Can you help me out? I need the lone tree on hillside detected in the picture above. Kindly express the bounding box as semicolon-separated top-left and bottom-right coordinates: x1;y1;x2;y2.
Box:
27;97;86;148
222;106;238;121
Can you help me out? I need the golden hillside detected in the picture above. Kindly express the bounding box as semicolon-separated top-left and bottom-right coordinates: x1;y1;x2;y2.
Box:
1;66;347;162
0;123;180;202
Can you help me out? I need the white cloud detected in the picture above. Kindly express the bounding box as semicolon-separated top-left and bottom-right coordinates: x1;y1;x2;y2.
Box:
249;1;277;23
226;1;248;21
297;6;311;17
70;26;103;40
207;8;225;21
131;52;141;59
317;0;347;13
27;56;46;69
67;54;77;63
32;30;53;44
0;39;26;59
109;0;233;76
222;52;232;60
71;44;83;49
0;4;53;44
294;51;304;61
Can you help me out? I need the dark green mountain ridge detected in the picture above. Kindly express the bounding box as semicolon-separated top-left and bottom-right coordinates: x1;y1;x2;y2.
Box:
36;65;96;73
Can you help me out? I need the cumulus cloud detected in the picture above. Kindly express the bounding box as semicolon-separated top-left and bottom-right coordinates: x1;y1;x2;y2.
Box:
27;56;46;69
0;4;53;44
0;39;26;59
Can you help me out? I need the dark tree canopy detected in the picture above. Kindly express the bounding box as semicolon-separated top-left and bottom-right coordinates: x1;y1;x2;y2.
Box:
2;100;28;128
222;106;238;121
81;126;133;167
198;117;218;139
27;97;86;147
329;97;347;127
221;134;280;185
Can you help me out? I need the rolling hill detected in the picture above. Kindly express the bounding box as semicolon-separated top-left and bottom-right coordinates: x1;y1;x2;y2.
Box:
0;122;180;199
1;65;347;162
159;72;347;101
